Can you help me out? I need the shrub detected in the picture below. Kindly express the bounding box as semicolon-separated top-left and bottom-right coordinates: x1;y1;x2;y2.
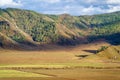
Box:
97;46;108;53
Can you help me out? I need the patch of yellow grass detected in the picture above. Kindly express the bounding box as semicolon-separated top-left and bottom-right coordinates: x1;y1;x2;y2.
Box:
0;70;50;77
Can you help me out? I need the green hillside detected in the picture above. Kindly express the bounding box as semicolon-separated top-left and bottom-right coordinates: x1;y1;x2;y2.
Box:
0;8;120;48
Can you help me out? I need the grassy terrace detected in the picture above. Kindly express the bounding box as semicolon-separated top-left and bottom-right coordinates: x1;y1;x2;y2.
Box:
0;62;120;69
0;69;120;80
0;70;50;78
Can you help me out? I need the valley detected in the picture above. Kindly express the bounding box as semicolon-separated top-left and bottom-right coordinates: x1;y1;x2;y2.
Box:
0;8;120;80
0;41;120;80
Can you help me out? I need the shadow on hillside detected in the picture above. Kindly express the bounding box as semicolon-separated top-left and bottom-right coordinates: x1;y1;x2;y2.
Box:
83;50;97;54
57;32;120;47
88;32;120;45
75;54;89;58
57;37;88;46
0;33;120;51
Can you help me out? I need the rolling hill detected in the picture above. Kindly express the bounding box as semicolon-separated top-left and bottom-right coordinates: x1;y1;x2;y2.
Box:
83;45;120;62
0;8;120;49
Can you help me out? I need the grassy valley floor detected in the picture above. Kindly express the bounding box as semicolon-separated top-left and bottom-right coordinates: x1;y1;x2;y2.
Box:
0;69;120;80
0;42;120;80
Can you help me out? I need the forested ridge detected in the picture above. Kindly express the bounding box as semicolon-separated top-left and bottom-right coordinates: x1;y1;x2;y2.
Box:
0;8;120;48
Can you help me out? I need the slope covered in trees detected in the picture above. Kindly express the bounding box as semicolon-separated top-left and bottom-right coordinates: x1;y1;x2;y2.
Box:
0;8;120;48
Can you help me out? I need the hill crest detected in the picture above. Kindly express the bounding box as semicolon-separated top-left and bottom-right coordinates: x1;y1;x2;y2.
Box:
0;8;120;49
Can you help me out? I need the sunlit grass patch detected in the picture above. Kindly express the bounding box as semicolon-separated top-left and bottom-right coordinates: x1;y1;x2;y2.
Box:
0;62;104;69
0;64;69;69
0;70;50;77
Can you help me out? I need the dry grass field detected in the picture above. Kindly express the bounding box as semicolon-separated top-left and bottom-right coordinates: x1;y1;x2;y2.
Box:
0;69;120;80
0;41;109;64
0;41;120;80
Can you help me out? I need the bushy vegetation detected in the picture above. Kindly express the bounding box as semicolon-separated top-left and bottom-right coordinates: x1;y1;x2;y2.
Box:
1;8;59;43
0;21;25;43
0;8;120;45
97;46;108;53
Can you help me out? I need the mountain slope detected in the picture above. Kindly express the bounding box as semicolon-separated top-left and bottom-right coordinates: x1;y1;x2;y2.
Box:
0;8;120;49
0;32;19;48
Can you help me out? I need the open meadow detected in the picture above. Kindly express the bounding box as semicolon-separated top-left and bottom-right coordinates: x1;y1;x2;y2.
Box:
0;42;120;80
